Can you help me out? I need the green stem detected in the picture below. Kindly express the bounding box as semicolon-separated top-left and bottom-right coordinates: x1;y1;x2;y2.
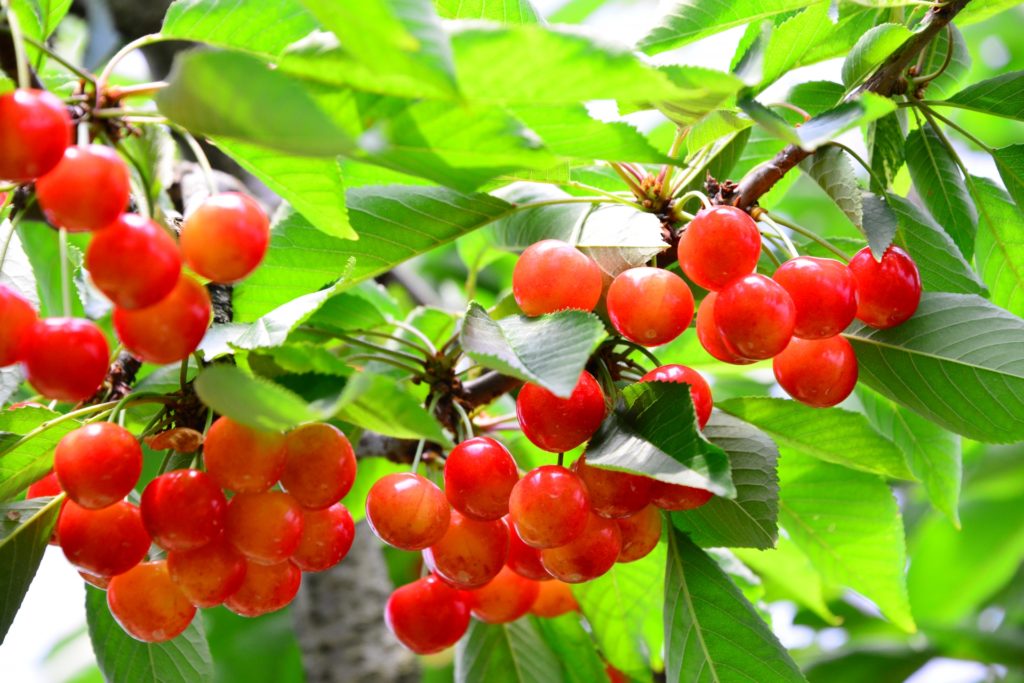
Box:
410;438;428;473
675;190;712;211
19;34;94;82
347;329;430;356
388;320;438;356
96;34;167;97
106;392;172;423
609;162;646;199
339;336;427;367
757;213;799;259
916;102;993;152
179;358;190;391
612;339;661;368
172;125;217;195
0;211;19;270
767;213;852;261
2;1;30;89
345;355;424;376
0;401;119;458
659;126;689;201
761;243;781;267
914;24;954;84
451;401;475;441
58;228;71;316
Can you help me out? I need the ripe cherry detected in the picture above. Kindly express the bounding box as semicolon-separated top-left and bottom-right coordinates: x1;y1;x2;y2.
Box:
516;371;605;453
606;267;694;347
36;145;130;232
0;284;37;366
650;482;713;511
365;472;450;551
423;510;508;589
677;206;762;291
167;540;247;608
530;580;578;618
466;566;539;624
640;364;713;429
696;293;754;365
292;503;355;572
773;336;858;408
385;574;470;654
141;469;227;551
508;465;589;549
506;520;551;581
280;423;357;510
85;214;181;309
226;491;304;565
107;561;196;643
80;571;110;591
0;89;71;182
224;559;302;617
180;193;270;283
540;512;621;583
26;471;62;499
848;245;921;328
714;274;796;360
22;318;109;402
54;423;142;510
512;239;603;316
58;500;150;577
616;504;662;563
444;436;519;521
203;417;286;493
773;256;857;339
113;275;211;364
572;456;651;519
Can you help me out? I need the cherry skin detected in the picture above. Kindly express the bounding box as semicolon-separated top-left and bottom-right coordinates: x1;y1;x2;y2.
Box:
107;561;196;643
640;364;713;429
22;318;109;402
0;284;37;366
423;510;508;589
292;503;356;572
141;469;227;551
85;213;181;309
508;465;589;549
540;512;622;583
773;256;857;339
466;566;540;624
113;275;211;364
650;482;714;511
226;491;304;565
36;145;130;232
365;472;450;551
203;417;287;493
0;89;71;182
280;423;357;510
773;336;859;408
180;193;270;283
512;239;603;316
26;471;62;499
54;423;142;510
714;274;796;360
572;455;652;519
80;571;110;591
58;500;150;577
848;245;922;328
385;574;470;654
444;436;519;521
677;206;762;291
224;559;302;617
167;540;248;608
530;580;578;618
505;519;552;581
516;371;605;453
606;267;694;347
616;504;662;563
696;293;754;365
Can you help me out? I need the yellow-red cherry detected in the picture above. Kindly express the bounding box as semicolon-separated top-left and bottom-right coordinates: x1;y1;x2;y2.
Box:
773;256;857;339
54;423;142;510
280;422;357;510
640;364;713;429
107;561;196;643
696;293;755;365
385;574;470;654
225;491;304;565
85;213;181;309
650;482;713;511
616;504;662;563
773;336;859;408
467;566;540;624
423;510;508;589
714;274;796;360
22;318;109;402
530;580;578;618
606;267;694;347
572;455;652;519
365;472;450;551
224;559;302;617
141;469;227;551
292;503;355;572
58;500;150;577
36;145;130;232
508;465;589;549
203;417;286;493
167;539;247;608
677;206;762;291
848;245;921;328
113;275;211;364
512;239;603;316
505;518;551;581
0;89;71;182
180;192;270;283
540;512;622;583
516;371;605;453
0;284;37;366
444;436;519;521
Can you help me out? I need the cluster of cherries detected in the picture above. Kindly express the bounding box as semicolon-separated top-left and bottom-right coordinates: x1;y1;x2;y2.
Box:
27;417;357;642
0;88;270;402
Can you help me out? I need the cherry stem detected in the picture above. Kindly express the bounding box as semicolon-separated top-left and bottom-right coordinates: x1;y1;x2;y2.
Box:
612;339;661;369
0;210;19;270
58;228;71;316
1;2;30;89
18;35;92;82
765;213;852;262
106;392;171;423
915;102;993;152
387;319;438;356
339;335;427;367
768;101;811;123
757;213;799;260
410;438;428;473
451;400;475;441
760;242;782;267
345;355;424;376
0;401;120;459
676;190;712;212
609;162;646;199
913;24;955;85
96;33;167;101
173;125;217;196
347;329;431;356
104;80;169;100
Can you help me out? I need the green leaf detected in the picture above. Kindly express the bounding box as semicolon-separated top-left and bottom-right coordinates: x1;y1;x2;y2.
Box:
336;373;450;444
511;105;667;164
905;124;977;258
734;536;840;625
804;649;931;683
913;24;970;100
454;619;562;683
974;175;1024;318
739;97;800;146
861;191;898;258
664;528;807;683
943;71;1024;122
840;23;912;87
0;406;80;502
161;0;317;57
992;143;1024;209
458;303;605;398
655;66;746;127
194;365;328;431
86;585;214;683
799;146;862;229
742;3;834;92
670;411;779;549
434;0;540;23
202;607;304;683
10;0;71;42
0;496;62;642
16;223;85;319
788;80;844;116
744;94;895;151
798;5;880;68
866;112;905;192
533;615;607;683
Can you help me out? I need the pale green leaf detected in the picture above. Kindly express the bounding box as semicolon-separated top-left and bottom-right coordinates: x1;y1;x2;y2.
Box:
194;365;329;431
336;373;450;444
0;496;62;642
992;144;1024;208
841;23;912;87
735;536;841;625
161;0;317;57
0;406;79;502
974;175;1024;318
435;0;541;23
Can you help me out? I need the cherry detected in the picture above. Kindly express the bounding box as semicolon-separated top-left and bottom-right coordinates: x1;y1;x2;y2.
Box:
606;267;694;347
203;417;286;493
607;664;630;683
385;574;470;654
773;256;857;339
512;239;603;316
848;245;921;328
572;456;651;518
167;539;248;608
58;500;149;577
365;472;450;551
466;566;539;624
85;213;181;309
280;423;357;510
530;580;578;618
508;465;589;548
444;436;519;521
54;423;142;510
179;192;270;283
424;511;508;589
0;89;71;182
677;206;762;291
773;336;858;408
516;371;605;453
113;275;211;364
141;469;227;551
292;503;355;572
224;559;302;617
26;471;62;499
107;561;196;643
650;482;713;511
616;504;662;563
540;512;621;583
639;364;713;429
226;491;304;565
506;519;552;581
696;293;754;365
0;284;37;366
80;571;110;590
35;145;130;232
22;318;109;402
714;274;796;360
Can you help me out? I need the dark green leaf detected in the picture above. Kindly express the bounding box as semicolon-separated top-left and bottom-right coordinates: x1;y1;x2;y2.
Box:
0;496;62;642
435;0;541;23
800;146;862;229
866;112;905;192
974;175;1024;317
841;23;912;87
861;191;898;257
194;365;329;431
454;619;562;683
533;615;607;683
336;373;450;444
993;143;1024;208
943;71;1024;122
0;406;80;502
905;124;977;258
161;0;317;57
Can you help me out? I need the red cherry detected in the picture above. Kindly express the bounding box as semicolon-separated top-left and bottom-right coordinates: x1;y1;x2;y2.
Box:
516;371;605;453
113;275;211;364
616;504;662;563
365;472;450;551
508;465;589;549
203;417;286;493
54;423;142;510
714;274;796;360
424;510;508;589
0;89;71;182
80;571;110;590
607;664;630;683
512;239;603;316
385;574;470;654
773;336;858;408
180;192;270;283
35;145;130;232
505;519;552;581
466;566;540;624
292;503;355;572
696;293;754;365
226;491;304;565
107;561;196;643
22;318;109;402
26;471;62;499
606;267;694;347
650;482;713;511
141;469;227;551
639;364;713;429
444;436;519;521
167;539;247;608
224;559;302;617
0;284;37;365
572;455;652;518
280;423;357;510
530;580;578;618
848;245;921;328
85;213;182;309
57;500;150;577
677;206;762;291
773;256;857;339
540;512;621;583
